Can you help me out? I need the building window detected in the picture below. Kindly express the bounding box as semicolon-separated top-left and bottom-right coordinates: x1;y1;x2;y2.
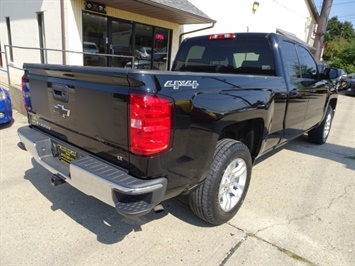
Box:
82;11;171;69
153;28;170;70
37;12;47;64
5;17;13;62
134;23;153;68
110;19;133;68
83;12;108;66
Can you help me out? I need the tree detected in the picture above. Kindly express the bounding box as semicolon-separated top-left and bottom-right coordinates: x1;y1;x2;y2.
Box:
323;17;355;73
325;17;355;42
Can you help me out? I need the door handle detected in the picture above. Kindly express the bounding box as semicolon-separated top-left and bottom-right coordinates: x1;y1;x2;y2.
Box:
52;83;70;103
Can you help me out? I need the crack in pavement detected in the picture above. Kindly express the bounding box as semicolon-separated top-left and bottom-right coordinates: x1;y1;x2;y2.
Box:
255;183;352;236
247;232;316;266
223;223;316;265
219;235;248;266
222;184;352;265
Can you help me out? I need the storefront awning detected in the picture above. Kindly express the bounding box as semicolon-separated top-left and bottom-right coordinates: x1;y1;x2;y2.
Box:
92;0;216;25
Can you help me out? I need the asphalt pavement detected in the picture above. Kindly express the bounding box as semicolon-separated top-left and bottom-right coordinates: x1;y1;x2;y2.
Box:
1;94;354;265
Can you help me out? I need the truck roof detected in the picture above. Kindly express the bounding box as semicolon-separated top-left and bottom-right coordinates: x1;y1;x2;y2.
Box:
183;32;309;48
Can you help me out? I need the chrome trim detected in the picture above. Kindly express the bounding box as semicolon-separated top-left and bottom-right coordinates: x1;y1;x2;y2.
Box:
17;126;167;214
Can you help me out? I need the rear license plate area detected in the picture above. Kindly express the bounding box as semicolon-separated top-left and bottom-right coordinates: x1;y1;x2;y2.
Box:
57;144;76;164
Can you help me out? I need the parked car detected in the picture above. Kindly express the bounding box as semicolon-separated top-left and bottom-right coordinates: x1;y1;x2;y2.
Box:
0;87;12;124
125;59;159;69
333;68;348;90
345;73;355;96
135;47;151;59
135;47;167;62
83;41;99;61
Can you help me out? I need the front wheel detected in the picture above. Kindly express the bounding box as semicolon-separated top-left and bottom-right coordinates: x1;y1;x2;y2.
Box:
189;139;252;225
308;105;334;144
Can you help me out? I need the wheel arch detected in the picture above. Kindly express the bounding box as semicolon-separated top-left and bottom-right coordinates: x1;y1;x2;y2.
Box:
328;97;337;112
217;118;265;162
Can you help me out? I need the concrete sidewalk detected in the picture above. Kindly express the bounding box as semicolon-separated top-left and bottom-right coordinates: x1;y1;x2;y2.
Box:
0;95;354;265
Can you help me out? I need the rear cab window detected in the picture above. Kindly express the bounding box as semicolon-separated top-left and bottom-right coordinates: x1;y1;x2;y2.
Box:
172;35;276;76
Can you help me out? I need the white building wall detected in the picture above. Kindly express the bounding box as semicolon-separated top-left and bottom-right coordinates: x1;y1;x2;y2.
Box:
0;0;182;71
185;0;315;44
0;0;62;83
64;0;84;65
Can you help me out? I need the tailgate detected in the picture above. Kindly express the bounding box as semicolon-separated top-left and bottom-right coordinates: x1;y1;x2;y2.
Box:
25;64;131;168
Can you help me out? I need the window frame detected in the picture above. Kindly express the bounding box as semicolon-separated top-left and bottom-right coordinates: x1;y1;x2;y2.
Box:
82;11;172;70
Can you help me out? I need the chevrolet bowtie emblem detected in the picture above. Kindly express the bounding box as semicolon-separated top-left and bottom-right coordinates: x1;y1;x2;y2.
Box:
54;104;71;118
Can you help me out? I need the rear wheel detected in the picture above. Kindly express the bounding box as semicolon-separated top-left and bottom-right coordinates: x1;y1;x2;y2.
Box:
308;105;334;144
189;139;252;225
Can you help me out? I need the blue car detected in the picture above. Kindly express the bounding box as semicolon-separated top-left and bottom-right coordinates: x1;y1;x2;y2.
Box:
0;87;12;124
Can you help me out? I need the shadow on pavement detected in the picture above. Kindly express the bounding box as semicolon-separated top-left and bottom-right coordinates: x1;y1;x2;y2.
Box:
0;118;15;129
23;158;211;244
255;135;355;171
287;135;355;170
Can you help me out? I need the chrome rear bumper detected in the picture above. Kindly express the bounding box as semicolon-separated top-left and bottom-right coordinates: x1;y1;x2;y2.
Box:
17;126;167;217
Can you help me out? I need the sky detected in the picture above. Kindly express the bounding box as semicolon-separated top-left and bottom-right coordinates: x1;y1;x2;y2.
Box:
313;0;355;27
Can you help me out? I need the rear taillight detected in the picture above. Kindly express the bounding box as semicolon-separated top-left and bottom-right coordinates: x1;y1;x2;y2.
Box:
130;93;172;156
21;74;32;111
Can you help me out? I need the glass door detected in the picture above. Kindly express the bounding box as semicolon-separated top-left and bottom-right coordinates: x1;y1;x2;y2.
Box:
110;19;133;68
82;12;107;66
134;23;153;69
153;28;170;70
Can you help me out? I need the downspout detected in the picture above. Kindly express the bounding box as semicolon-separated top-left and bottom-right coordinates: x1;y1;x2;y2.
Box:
60;0;66;65
179;22;216;45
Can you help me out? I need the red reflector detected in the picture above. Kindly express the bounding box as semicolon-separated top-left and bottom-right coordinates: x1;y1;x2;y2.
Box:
130;93;172;156
21;75;32;111
209;33;236;40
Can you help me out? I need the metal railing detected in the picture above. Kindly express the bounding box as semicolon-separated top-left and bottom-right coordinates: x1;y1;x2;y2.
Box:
2;45;135;85
0;51;7;73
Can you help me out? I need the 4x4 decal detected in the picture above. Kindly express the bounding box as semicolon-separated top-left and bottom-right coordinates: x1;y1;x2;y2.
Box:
164;80;199;90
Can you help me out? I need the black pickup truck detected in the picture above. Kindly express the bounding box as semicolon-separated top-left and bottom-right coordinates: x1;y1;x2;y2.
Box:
18;33;337;225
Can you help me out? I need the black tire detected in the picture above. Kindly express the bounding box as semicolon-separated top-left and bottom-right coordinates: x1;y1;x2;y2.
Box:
189;139;252;225
308;105;334;144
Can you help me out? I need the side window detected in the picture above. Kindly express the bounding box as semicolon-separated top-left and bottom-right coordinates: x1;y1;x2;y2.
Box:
281;41;300;78
297;46;318;79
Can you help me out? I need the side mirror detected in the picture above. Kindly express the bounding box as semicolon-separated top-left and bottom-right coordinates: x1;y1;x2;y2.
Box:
323;68;339;79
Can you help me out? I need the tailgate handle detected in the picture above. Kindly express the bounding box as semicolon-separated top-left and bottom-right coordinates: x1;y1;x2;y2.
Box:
52;83;71;102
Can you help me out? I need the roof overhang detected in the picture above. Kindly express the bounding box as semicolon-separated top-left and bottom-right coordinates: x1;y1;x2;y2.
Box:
89;0;216;25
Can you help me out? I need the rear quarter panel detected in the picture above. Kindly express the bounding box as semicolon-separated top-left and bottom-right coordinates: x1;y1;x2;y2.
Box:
127;72;285;197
